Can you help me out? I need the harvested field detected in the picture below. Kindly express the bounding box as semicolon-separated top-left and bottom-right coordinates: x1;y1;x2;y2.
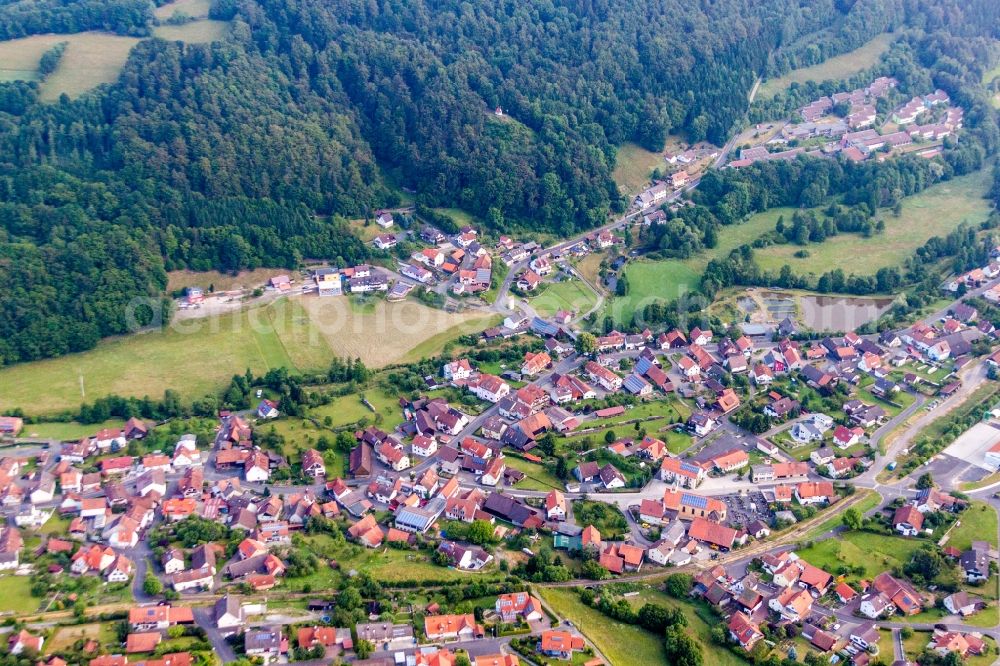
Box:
38;32;141;100
292;296;495;367
153;20;230;43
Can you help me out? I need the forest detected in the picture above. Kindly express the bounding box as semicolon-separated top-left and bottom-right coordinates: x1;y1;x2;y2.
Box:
0;0;999;365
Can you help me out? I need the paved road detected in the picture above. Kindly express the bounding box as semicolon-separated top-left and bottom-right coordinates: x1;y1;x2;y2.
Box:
855;360;986;488
192;605;237;664
892;627;903;662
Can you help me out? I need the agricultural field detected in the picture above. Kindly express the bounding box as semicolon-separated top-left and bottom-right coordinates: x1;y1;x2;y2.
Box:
609;208;782;324
0;34;56;82
758;33;896;98
755;166;994;276
39;33;142;101
397;314;503;364
529;279;598;318
153;19;231;43
0;295;488;415
0;33;139;99
154;0;213;20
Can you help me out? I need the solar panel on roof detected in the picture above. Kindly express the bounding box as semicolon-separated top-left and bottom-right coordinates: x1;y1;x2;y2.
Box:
682;493;708;509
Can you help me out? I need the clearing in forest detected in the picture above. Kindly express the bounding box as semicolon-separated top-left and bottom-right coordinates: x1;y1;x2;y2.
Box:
154;0;213;20
152;20;231;43
754;165;993;276
758;33;895;98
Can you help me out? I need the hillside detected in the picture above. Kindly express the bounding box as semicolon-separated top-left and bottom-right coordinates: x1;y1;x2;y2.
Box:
0;0;998;367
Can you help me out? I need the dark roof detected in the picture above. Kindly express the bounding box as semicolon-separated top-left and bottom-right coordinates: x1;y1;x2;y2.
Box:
482;493;535;526
349;443;372;477
214;595;242;623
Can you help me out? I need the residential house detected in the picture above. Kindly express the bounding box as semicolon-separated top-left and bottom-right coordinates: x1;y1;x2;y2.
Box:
424;614;483;642
537;631;585;660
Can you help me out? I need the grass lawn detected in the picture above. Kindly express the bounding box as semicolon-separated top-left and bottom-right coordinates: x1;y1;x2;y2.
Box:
265;419;345;473
612;142;665;196
755;166;994;276
537;587;667;666
625;588;748;666
793;530;923;585
504;457;564;491
399;314;503;363
308;389;404;431
0;576;41;614
529;279;597;318
596;398;690;426
21;420;123;441
294;535;490;587
574;252;606;286
962;472;1000;492
610;209;783;325
903;630;996;666
433;208;483;229
804;489;881;538
48;622;118;651
572;500;627;538
153;19;230;42
946;501;999;551
40;513;73;536
758;33;895;98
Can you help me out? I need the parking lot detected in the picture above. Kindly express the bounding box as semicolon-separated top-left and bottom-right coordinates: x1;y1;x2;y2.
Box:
720;490;775;528
688;431;751;465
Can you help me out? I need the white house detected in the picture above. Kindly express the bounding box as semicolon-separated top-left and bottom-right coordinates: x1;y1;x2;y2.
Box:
443;359;474;381
859;594;894;619
468;375;510;404
411;435;438;458
545;490;567;520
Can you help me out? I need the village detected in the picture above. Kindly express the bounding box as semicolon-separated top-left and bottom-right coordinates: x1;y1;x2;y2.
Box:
4;208;1000;666
1;36;1000;666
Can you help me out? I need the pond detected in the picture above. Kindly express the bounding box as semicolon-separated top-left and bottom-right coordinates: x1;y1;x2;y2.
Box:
758;291;894;331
